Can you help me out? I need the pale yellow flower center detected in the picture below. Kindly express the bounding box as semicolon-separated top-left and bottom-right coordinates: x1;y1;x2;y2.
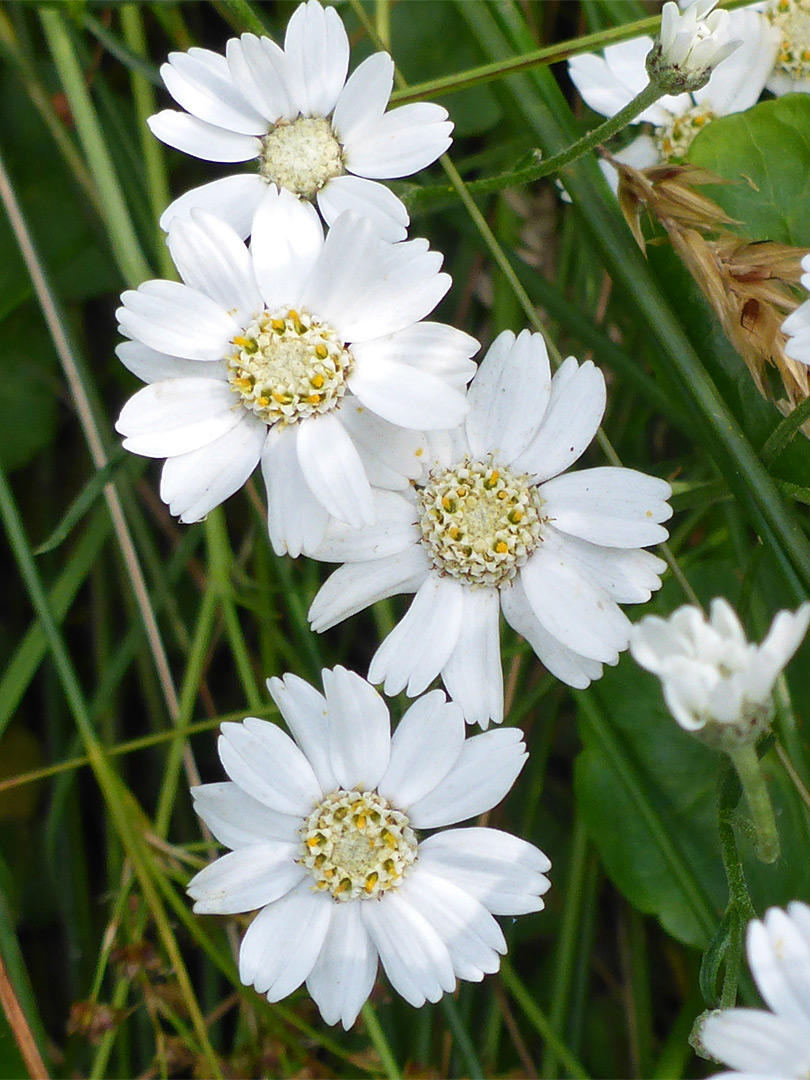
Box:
418;457;546;587
259;116;345;199
227;307;351;426
301;790;417;902
655;103;715;161
769;0;810;80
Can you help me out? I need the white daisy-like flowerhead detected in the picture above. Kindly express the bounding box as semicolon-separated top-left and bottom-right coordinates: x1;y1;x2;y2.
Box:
187;667;550;1028
567;6;779;188
630;597;810;749
697;901;810;1078
649;0;742;93
148;0;453;241
766;0;810;95
115;190;478;555
782;253;810;366
307;330;672;729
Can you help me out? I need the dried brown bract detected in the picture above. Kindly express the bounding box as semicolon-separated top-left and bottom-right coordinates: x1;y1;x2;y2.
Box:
610;154;810;420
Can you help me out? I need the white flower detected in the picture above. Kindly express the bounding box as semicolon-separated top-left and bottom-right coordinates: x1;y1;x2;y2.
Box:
187;667;550;1028
115;189;477;554
307;330;672;728
630;598;810;747
567;6;779;183
698;901;810;1078
148;0;452;241
652;0;742;88
782;253;810;366
765;0;810;96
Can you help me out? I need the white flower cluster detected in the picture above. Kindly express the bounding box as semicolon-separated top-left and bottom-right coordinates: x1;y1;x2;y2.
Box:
110;0;810;1046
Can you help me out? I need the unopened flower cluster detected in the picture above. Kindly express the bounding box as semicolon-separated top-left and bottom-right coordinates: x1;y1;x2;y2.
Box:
110;0;810;1051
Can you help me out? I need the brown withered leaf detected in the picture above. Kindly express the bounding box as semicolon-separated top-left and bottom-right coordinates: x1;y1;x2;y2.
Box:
609;154;810;416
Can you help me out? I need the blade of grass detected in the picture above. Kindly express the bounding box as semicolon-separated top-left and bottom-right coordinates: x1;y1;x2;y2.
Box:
0;461;222;1079
39;7;151;286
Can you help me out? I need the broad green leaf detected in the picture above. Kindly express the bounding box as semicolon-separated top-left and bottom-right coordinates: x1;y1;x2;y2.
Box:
688;96;810;245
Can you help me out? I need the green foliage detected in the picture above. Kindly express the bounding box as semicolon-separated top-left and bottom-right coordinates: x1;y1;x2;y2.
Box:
689;95;810;245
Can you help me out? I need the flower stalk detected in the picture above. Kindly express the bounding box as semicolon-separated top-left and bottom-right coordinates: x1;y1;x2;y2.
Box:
727;743;781;864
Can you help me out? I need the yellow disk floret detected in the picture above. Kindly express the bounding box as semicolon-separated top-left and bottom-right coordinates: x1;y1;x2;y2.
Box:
300;790;417;903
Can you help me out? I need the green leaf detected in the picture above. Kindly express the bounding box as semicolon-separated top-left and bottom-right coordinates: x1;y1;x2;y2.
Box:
33;449;126;555
688;96;810;245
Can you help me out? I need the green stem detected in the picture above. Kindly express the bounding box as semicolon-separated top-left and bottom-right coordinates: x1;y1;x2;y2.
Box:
422;81;664;205
500;962;590;1080
727;743;781;864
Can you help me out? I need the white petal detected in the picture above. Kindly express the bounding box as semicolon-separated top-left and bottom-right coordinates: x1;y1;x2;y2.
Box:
308;489;418;563
118;280;238;362
158;412;266;521
283;0;350;118
187;842;304;914
261;424;330;558
116;379;243;458
696;10;779;114
227;34;292;122
749;908;810;1027
377;690;465;808
699;1007;810;1075
516;531;630;663
543;533;666;604
540;467;672;547
338;403;428;488
501;575;605;689
332;52;393;145
160;50;268;134
407;728;527;829
348;355;468;430
116;341;225;384
167;211;263;322
441;587;503;728
568;38;677;126
353;321;478;393
317;174;408;241
218;717;322;815
266;672;336;793
345;102;452;178
308;548;431;632
295;413;375;528
401;869;505;982
323;666;391;790
512;357;606;481
419;827;551;916
303;215;448;342
307;901;378;1028
362;891;455;1007
147;110;261;162
159;174;268;239
466;329;551;464
368;573;465;696
191;782;299;849
250;186;324;309
239;880;332;999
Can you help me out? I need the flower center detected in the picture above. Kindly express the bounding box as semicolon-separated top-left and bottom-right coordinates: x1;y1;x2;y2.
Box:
655;103;715;161
227;307;351;426
301;790;418;902
417;457;546;588
259;115;345;199
769;0;810;80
